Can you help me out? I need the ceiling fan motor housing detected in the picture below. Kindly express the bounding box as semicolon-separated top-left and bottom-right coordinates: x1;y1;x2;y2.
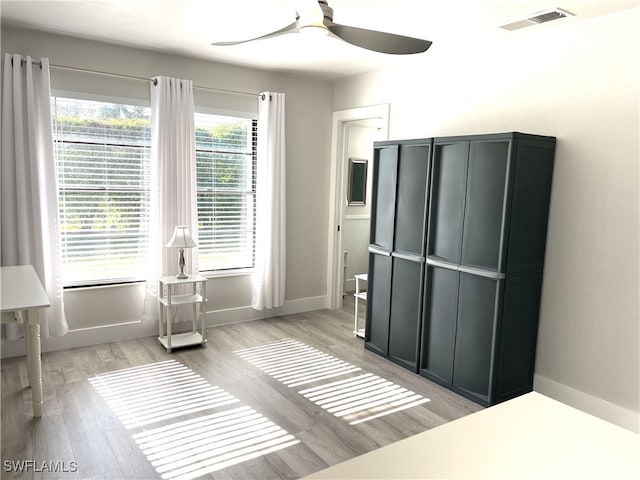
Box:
318;0;334;25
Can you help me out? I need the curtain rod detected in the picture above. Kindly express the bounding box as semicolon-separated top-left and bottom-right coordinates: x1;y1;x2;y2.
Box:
149;76;261;99
14;58;259;98
15;58;42;69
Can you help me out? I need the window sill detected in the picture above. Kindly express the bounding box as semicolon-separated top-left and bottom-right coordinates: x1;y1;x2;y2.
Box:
63;281;145;292
199;268;254;279
63;268;254;290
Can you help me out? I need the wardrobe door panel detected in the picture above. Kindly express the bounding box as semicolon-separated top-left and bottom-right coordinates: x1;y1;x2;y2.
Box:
365;253;392;356
420;265;459;384
461;141;510;271
388;256;423;371
371;146;398;249
453;272;501;402
394;145;430;256
427;142;468;263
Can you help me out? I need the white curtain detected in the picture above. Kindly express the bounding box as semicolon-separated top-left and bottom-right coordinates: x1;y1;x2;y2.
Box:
252;92;286;310
1;54;68;338
142;76;198;322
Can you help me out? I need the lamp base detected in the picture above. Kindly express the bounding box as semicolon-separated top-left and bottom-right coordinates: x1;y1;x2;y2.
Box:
176;248;188;279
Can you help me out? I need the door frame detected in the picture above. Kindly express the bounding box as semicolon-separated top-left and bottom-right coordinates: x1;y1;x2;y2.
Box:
326;104;390;309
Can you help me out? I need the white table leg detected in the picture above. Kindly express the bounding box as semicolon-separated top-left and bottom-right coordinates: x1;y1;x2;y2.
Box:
20;311;33;383
25;309;43;417
158;281;164;339
354;276;360;337
201;281;207;344
191;282;196;334
166;306;172;352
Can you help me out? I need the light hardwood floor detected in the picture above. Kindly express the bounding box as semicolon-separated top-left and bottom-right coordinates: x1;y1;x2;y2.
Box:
1;306;482;479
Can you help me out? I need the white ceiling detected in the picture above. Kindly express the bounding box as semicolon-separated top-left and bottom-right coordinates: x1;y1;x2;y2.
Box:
2;0;638;79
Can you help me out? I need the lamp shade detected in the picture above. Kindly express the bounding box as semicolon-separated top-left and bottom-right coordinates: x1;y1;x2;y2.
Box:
166;226;197;248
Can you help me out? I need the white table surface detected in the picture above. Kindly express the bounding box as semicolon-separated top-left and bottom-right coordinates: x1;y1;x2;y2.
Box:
306;392;640;479
0;265;50;312
0;265;50;417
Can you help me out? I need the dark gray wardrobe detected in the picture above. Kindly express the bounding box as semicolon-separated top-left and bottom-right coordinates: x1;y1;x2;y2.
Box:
365;132;556;407
365;139;431;371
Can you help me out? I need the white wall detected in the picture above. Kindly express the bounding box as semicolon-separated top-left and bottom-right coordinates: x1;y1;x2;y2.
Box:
333;11;640;431
1;26;333;354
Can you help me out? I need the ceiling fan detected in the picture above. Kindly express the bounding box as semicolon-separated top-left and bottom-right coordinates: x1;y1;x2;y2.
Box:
212;0;432;55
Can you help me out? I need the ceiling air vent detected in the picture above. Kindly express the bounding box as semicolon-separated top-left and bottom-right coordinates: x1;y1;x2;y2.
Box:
500;8;575;31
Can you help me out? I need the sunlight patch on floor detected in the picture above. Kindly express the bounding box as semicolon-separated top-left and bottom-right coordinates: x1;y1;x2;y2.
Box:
299;373;430;425
90;360;299;480
234;338;361;387
234;339;430;425
90;360;238;429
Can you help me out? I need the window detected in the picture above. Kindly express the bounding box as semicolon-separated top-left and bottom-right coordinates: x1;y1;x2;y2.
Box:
51;97;151;286
51;98;255;285
195;113;257;272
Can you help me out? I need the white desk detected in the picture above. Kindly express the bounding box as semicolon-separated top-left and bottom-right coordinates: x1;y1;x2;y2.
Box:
0;265;49;417
306;392;640;479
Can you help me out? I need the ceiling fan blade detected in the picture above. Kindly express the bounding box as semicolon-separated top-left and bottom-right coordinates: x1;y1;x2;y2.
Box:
327;23;432;55
212;20;298;46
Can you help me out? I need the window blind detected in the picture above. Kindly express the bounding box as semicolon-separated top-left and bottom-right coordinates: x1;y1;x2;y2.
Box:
52;97;151;286
195;113;257;272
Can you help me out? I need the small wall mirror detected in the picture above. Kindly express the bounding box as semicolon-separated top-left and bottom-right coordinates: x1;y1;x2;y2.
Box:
347;158;368;206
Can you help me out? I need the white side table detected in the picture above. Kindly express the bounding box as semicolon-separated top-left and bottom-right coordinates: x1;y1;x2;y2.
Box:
158;274;207;352
0;265;50;417
353;273;367;338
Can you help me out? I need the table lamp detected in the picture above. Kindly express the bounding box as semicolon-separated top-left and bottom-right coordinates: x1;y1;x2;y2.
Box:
167;226;197;279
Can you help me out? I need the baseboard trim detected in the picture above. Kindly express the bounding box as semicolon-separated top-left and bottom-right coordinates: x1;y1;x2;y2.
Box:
534;374;640;433
206;295;328;326
0;320;158;358
0;295;328;358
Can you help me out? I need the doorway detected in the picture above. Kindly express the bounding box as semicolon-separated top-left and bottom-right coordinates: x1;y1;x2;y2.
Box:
326;104;390;310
